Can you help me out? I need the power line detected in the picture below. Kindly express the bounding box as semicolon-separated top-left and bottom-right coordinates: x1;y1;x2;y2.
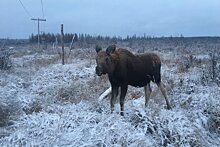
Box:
18;0;32;18
41;0;45;18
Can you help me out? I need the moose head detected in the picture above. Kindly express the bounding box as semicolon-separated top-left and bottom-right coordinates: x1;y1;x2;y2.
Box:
95;45;117;76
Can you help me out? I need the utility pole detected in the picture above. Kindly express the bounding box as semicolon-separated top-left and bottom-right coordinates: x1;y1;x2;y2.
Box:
31;18;46;49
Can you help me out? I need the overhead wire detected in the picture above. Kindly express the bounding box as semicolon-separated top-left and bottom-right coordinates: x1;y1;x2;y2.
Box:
18;0;32;18
18;0;46;34
41;0;45;18
40;0;46;34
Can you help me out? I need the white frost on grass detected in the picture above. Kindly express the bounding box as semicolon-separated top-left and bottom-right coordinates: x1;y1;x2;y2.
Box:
1;94;218;146
0;102;155;146
1;51;220;146
17;59;95;106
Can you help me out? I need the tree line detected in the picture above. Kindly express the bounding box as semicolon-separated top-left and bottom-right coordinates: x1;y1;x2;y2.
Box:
28;33;220;51
28;33;158;44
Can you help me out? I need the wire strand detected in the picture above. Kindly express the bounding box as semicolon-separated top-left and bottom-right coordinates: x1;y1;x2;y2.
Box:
41;0;45;18
18;0;32;18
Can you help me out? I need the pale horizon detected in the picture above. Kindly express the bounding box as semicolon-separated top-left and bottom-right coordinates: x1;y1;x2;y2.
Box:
0;0;220;39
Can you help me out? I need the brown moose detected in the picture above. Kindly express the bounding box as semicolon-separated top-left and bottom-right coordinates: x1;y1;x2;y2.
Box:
95;45;171;116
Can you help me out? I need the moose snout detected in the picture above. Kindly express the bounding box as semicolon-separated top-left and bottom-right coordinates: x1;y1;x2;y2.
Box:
96;66;102;76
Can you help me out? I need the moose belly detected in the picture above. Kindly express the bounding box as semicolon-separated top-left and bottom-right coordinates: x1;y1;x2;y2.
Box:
128;76;151;87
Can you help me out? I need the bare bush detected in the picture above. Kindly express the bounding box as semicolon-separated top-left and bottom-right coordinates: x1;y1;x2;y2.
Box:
201;51;220;86
0;50;13;70
208;113;220;134
128;110;203;147
205;100;220;134
22;100;43;115
0;97;23;127
176;53;202;73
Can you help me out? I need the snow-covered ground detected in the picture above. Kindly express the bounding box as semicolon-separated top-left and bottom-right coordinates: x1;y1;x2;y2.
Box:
0;47;220;146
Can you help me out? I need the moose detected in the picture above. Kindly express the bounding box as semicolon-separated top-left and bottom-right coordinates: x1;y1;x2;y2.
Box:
95;45;171;116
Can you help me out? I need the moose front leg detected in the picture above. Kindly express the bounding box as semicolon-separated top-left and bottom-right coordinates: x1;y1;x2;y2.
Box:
110;85;119;113
144;83;152;107
119;85;128;116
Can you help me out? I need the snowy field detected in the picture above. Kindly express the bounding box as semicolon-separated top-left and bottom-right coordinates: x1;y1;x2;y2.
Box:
0;44;220;146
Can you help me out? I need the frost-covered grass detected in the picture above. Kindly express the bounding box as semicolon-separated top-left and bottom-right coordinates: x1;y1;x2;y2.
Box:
0;47;220;146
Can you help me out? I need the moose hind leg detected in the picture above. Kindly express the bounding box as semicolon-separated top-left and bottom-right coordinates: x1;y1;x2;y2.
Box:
144;83;152;107
157;82;171;110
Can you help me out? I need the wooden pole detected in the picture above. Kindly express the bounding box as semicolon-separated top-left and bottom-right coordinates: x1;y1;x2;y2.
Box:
31;18;46;49
61;24;65;65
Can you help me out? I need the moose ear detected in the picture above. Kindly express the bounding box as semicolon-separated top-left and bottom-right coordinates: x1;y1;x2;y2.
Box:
106;45;116;55
95;45;102;53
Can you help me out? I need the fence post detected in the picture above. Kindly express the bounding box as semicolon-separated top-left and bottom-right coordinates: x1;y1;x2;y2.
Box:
61;24;65;65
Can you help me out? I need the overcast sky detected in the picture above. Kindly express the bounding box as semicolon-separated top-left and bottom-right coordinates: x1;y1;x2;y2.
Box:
0;0;220;39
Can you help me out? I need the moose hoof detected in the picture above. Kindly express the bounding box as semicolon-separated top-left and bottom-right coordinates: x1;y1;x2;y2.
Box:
167;105;172;110
145;103;149;108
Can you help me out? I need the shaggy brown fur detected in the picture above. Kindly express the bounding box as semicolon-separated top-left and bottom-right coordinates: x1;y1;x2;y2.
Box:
95;45;171;116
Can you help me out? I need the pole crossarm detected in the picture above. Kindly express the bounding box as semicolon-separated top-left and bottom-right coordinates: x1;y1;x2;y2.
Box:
31;18;46;49
31;18;46;21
